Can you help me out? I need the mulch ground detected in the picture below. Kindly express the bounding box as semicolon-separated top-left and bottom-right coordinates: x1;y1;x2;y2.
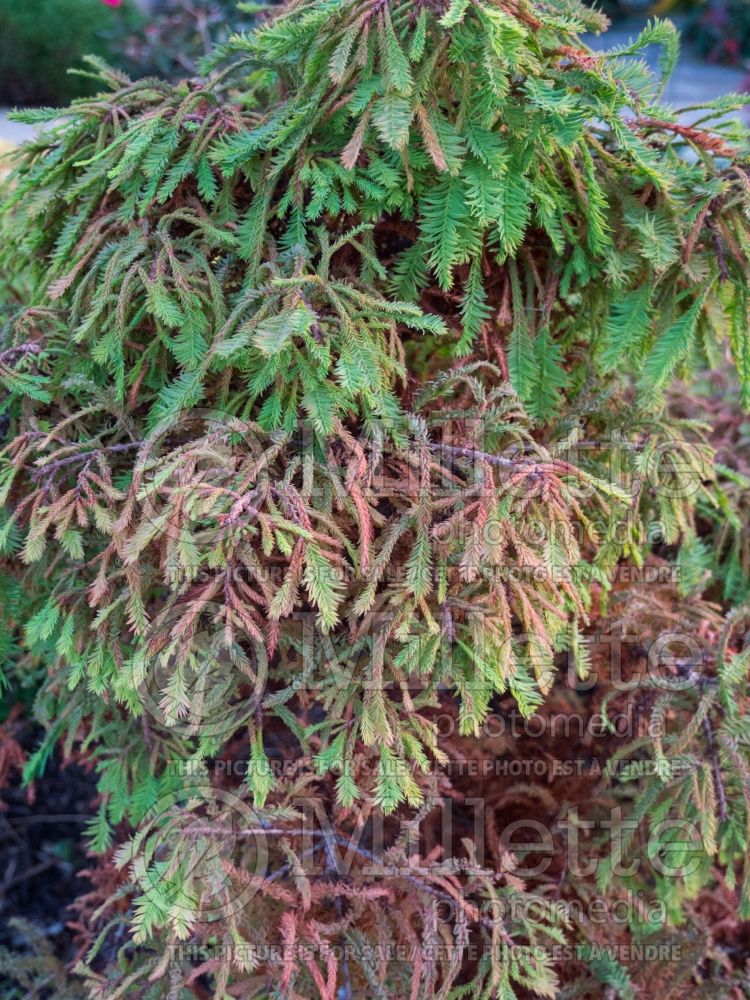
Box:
0;717;97;957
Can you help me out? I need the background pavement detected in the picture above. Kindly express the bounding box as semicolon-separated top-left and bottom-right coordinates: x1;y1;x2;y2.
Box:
0;111;35;145
586;17;747;111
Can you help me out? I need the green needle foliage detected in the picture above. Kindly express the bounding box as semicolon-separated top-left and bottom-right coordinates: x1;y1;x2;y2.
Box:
205;2;750;406
2;1;750;997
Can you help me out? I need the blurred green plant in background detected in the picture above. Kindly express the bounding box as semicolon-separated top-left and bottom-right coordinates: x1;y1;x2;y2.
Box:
0;0;261;107
0;0;136;105
110;0;258;80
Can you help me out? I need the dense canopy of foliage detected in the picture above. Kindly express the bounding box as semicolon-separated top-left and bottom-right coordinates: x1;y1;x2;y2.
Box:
2;0;750;996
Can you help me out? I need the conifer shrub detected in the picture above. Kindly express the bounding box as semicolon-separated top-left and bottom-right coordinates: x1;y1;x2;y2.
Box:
2;1;750;996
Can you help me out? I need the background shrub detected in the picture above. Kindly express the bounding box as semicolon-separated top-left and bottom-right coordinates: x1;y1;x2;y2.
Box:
0;0;133;106
0;0;258;106
108;0;256;80
685;0;750;64
597;0;750;67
